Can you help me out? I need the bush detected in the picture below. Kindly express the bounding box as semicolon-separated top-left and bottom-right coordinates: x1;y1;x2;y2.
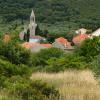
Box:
0;75;7;88
0;94;22;100
0;40;60;100
76;36;100;62
42;54;88;72
0;59;31;77
32;47;64;66
2;76;59;100
0;41;31;65
91;54;100;77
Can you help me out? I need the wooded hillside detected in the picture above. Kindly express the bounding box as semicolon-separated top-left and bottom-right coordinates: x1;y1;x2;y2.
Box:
0;0;100;23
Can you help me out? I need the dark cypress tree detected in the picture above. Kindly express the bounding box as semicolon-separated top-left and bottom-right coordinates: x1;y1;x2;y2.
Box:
26;29;30;42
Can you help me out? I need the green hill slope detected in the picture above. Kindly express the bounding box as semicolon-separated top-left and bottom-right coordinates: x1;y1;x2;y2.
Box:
0;0;100;33
0;0;100;22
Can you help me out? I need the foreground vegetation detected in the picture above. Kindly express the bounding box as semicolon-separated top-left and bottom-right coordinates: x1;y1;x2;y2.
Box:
0;1;100;99
31;70;100;100
0;35;100;100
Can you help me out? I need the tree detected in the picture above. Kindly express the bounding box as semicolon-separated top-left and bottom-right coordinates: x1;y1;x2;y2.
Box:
36;25;43;36
76;36;100;62
91;54;100;77
44;54;87;72
32;47;64;66
0;41;31;65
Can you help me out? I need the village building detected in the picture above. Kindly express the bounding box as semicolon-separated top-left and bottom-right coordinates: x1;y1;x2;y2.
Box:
29;10;37;37
72;33;88;45
20;9;52;52
30;45;47;52
21;42;52;52
52;37;73;50
30;43;52;52
75;28;88;34
91;28;100;37
29;36;46;43
21;42;39;49
19;28;27;40
19;10;45;43
40;44;52;48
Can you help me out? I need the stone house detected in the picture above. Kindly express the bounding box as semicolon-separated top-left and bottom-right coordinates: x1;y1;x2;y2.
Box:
52;37;72;50
21;42;52;52
72;33;88;45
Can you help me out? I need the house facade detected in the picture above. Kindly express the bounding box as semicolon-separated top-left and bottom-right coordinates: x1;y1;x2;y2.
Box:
21;42;52;52
52;37;73;51
92;28;100;37
72;33;88;45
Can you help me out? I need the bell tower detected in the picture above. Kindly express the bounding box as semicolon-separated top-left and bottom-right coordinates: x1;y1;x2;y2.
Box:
29;10;37;37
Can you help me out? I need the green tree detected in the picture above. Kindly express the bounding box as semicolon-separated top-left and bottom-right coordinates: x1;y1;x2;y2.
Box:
0;41;31;65
91;54;100;77
44;54;87;72
32;47;64;66
76;36;100;62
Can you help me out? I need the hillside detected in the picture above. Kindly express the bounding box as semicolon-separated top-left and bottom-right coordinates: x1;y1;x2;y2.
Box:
0;0;100;22
0;0;100;34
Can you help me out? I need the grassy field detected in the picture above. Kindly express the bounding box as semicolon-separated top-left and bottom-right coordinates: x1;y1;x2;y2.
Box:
31;70;100;100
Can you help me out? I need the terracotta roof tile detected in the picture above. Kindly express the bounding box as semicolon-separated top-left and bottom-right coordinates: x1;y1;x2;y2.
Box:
21;42;52;49
73;34;88;44
40;44;52;48
55;37;71;46
21;42;39;49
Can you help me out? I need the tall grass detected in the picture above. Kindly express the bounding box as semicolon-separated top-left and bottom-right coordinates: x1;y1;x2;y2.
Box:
31;70;100;100
0;90;22;100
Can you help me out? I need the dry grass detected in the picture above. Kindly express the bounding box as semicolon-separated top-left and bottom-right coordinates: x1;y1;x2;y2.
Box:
31;70;100;100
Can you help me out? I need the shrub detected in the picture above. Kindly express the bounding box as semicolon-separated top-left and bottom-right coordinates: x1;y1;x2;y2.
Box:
91;54;100;77
76;36;100;62
0;75;7;88
3;76;59;100
31;80;59;98
0;59;30;77
0;41;31;65
32;47;64;66
0;94;22;100
43;54;88;72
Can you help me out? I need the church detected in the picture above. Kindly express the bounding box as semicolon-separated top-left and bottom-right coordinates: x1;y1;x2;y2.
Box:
19;10;45;43
20;10;75;52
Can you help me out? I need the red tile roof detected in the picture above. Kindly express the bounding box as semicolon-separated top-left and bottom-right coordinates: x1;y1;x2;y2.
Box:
55;37;71;46
72;34;88;45
21;42;52;49
21;42;39;49
40;44;52;48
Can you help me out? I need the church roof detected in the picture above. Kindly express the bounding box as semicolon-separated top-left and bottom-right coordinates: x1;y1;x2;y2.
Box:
31;10;35;17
